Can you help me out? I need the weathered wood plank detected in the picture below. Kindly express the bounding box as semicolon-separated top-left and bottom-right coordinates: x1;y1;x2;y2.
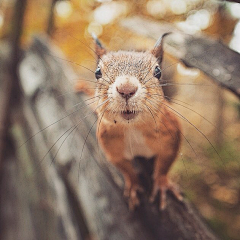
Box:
121;17;240;98
0;135;36;240
0;46;83;240
18;100;83;240
17;35;219;239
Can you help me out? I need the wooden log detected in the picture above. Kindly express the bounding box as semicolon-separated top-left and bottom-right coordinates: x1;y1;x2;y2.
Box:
0;44;11;172
0;115;84;240
0;45;84;240
0;0;27;171
17;35;219;239
18;100;84;240
0;134;36;240
120;17;240;98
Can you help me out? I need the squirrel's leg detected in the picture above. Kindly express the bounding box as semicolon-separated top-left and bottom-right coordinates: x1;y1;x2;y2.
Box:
114;160;144;210
98;125;143;210
150;156;183;210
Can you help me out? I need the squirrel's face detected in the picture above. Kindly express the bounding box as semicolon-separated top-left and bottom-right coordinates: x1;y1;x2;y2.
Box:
95;51;164;123
93;34;169;124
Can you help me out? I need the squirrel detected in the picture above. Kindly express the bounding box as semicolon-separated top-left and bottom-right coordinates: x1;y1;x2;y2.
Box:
77;34;183;210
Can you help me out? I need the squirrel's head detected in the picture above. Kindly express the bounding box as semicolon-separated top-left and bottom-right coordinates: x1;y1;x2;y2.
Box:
92;34;170;124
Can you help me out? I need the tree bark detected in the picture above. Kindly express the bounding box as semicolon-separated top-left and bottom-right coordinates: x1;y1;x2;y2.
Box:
0;0;27;171
46;0;58;36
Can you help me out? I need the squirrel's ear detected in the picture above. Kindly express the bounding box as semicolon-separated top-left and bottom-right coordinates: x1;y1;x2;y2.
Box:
92;33;107;58
151;32;171;65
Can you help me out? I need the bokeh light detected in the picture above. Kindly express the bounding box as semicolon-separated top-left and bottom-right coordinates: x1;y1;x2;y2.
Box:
177;8;212;34
229;2;240;19
230;20;240;53
147;0;166;17
171;0;187;15
0;12;3;29
55;0;73;18
177;63;200;77
87;21;103;36
93;1;128;25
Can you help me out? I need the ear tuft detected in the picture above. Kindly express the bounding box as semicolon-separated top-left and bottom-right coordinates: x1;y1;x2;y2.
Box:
151;32;171;65
91;33;107;58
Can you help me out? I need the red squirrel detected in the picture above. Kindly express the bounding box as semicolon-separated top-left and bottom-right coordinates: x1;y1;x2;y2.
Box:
79;34;183;210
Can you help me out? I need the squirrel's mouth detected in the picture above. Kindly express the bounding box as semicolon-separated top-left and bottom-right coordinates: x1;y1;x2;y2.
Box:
121;110;138;120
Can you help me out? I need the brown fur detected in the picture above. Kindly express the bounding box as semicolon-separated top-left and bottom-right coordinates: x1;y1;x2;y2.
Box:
78;35;183;210
97;100;182;210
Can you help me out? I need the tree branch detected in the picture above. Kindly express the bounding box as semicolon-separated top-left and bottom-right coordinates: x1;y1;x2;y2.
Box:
121;17;240;98
224;0;240;3
0;0;27;168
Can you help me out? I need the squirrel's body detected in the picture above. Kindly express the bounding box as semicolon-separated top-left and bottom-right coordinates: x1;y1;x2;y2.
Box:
87;35;183;209
98;101;181;170
123;126;154;159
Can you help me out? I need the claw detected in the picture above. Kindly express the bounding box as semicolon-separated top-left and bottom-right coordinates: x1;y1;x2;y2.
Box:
150;176;183;210
124;182;144;211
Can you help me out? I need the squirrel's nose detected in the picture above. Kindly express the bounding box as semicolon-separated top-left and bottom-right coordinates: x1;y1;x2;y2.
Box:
116;83;138;100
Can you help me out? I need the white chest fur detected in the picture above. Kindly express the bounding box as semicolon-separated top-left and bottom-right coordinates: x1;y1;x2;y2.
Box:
123;127;154;160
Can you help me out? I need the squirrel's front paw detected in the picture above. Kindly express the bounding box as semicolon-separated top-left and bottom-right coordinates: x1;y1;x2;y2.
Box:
124;181;144;211
150;176;183;210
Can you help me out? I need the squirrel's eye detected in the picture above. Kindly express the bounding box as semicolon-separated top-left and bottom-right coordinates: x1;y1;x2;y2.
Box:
95;67;102;79
154;66;161;80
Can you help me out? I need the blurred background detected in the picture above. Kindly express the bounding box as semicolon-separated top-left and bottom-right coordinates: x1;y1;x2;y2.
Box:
0;0;240;239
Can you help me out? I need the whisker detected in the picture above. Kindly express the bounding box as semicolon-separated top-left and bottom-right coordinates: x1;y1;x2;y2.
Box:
77;98;111;181
37;46;112;85
145;92;192;108
145;98;175;139
159;105;198;159
142;58;159;85
45;97;111;173
43;125;77;167
144;101;158;127
96;104;111;160
51;86;107;102
75;78;109;87
161;61;179;72
146;80;210;88
68;34;98;60
168;99;228;137
161;102;226;167
18;94;108;148
146;96;198;159
77;117;99;180
68;93;109;110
